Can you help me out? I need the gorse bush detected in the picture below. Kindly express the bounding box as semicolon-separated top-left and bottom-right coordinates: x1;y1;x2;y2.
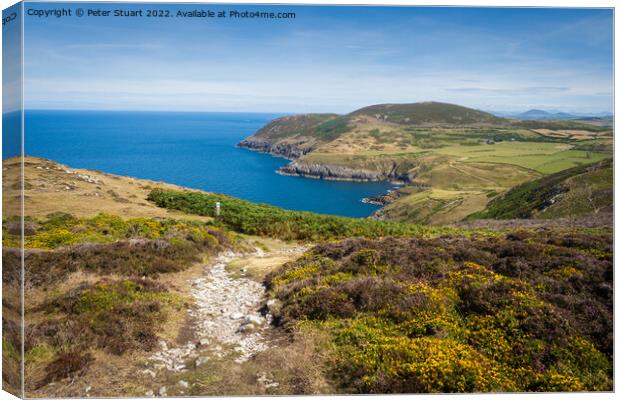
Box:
3;212;230;249
40;278;181;355
7;213;233;392
266;231;612;393
147;189;461;241
2;213;233;288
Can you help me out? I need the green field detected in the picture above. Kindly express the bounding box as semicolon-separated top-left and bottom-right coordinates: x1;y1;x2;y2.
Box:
296;139;611;224
306;141;610;176
468;159;613;220
434;142;609;174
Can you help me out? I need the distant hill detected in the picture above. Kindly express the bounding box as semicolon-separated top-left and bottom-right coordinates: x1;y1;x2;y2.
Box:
349;101;506;125
245;102;508;145
466;159;612;220
573;116;614;127
241;103;605;148
497;109;613;122
517;109;577;120
248;113;339;141
239;101;612;225
238;102;514;158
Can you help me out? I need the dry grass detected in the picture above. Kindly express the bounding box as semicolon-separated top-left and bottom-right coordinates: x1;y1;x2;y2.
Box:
532;129;610;140
23;263;200;397
26;348;153;398
381;188;493;225
3;156;212;221
226;238;305;282
315;116;418;154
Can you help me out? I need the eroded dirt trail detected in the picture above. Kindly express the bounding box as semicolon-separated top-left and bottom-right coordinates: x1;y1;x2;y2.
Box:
142;244;307;395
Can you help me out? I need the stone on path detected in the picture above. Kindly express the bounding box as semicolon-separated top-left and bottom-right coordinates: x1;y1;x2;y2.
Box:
145;246;307;373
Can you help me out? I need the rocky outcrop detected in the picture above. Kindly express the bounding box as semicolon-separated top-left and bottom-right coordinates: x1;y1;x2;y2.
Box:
237;138;310;160
278;161;409;183
362;189;402;206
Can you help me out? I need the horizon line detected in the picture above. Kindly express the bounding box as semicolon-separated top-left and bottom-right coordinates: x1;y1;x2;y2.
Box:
2;107;615;116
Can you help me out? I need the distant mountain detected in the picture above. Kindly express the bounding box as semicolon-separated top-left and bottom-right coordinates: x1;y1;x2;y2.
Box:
573;116;614;127
241;103;606;153
516;109;578;120
492;109;613;121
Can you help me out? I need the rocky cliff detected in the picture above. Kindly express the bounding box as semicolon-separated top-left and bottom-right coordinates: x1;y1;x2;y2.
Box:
237;138;309;160
277;161;409;182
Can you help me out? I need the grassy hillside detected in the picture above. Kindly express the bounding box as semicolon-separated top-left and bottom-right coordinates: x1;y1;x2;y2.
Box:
250;113;340;141
245;102;606;145
350;101;506;125
3;157;613;395
3;212;236;396
147;187;613;392
1;156;213;220
239;102;612;224
467;159;613;220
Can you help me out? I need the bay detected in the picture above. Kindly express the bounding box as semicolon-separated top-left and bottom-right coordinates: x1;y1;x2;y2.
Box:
22;110;393;218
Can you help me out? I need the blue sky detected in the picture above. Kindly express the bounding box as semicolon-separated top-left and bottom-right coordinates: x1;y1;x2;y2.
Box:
20;3;613;113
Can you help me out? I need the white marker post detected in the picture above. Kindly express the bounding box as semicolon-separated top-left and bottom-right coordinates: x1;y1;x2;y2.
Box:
215;201;221;217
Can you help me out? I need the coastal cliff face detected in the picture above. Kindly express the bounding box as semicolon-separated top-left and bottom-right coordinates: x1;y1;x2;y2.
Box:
237;102;516;183
237;101;613;224
237;138;310;160
238;113;339;159
278;161;408;182
278;161;409;182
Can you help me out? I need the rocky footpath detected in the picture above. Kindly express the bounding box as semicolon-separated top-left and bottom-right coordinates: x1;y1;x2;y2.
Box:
142;246;306;396
146;251;269;375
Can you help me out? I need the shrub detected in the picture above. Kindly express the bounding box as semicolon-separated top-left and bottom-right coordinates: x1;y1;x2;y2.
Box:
267;231;612;393
147;189;459;241
2;214;233;288
3;212;232;251
39;351;93;388
37;279;180;356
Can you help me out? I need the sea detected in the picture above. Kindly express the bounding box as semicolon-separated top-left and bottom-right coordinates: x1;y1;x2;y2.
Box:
4;110;394;218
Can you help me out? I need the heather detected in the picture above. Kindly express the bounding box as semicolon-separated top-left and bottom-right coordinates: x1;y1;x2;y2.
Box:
2;213;233;288
266;230;613;392
27;278;183;389
2;213;234;392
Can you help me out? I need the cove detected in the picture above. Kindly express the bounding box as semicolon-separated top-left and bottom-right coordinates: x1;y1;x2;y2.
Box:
23;110;394;218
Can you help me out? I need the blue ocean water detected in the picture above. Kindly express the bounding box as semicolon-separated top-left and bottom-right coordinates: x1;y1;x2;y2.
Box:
2;111;21;158
22;110;393;218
